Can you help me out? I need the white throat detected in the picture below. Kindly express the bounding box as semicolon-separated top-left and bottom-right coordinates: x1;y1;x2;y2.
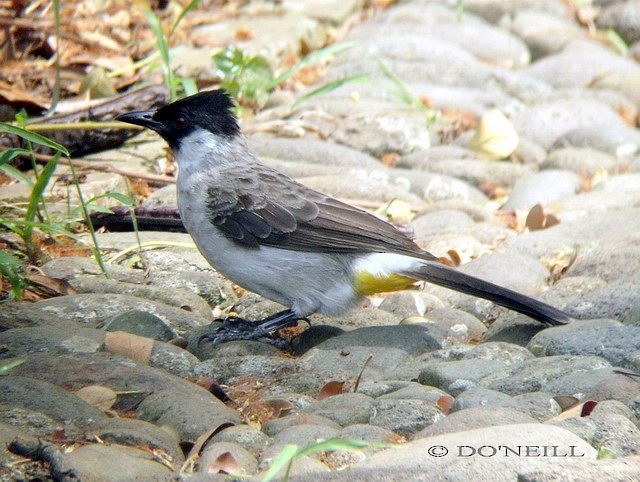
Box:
173;128;232;176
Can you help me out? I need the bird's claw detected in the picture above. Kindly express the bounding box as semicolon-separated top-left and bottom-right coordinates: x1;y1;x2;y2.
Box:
197;316;292;350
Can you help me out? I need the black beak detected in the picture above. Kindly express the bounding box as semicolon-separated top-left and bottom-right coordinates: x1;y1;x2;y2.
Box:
116;110;165;133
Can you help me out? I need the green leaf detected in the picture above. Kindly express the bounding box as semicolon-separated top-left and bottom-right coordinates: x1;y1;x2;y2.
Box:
180;76;198;97
597;446;617;460
25;152;59;225
143;9;175;100
261;444;299;482
0;123;69;155
0;147;30;166
293;74;369;107
376;56;423;109
106;192;134;206
170;0;201;35
83;203;114;214
268;41;357;89
0;164;34;186
606;29;629;55
0;250;25;299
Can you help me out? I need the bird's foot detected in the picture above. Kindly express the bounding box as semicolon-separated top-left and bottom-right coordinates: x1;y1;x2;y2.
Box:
198;309;302;350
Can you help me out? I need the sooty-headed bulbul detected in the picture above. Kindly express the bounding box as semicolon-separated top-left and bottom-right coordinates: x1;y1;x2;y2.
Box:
116;89;571;344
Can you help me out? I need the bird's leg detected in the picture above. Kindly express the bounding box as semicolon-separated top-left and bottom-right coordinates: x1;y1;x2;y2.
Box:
199;309;302;347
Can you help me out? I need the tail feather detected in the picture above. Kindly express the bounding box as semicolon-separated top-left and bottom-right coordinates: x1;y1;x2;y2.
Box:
405;262;572;326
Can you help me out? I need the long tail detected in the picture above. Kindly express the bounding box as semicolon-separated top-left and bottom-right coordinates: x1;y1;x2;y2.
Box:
405;261;572;326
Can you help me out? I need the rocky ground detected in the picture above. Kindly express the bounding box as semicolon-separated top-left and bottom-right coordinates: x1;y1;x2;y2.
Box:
3;0;640;480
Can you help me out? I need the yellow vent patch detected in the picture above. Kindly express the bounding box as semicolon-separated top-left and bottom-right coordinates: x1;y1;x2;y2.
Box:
353;271;416;296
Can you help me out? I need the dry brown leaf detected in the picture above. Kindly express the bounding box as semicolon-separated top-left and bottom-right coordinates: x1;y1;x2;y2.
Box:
447;250;461;267
317;381;345;400
525;204;545;231
380;152;399;168
549;400;598;421
235;27;254;41
438;256;455;267
25;273;78;297
618;103;637;126
75;385;117;411
436;395;454;414
104;331;154;364
181;422;236;473
208;451;242;475
540;245;578;282
525;204;561;231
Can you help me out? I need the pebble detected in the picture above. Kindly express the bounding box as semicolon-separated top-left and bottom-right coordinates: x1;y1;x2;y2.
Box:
418;358;508;396
57;443;173;481
478;354;612;396
528;318;640;366
414;406;538;438
502;169;581;211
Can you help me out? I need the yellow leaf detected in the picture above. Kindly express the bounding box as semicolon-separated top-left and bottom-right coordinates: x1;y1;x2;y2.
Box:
469;109;519;160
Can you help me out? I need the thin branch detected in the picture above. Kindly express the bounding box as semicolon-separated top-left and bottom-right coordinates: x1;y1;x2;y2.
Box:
33;153;176;185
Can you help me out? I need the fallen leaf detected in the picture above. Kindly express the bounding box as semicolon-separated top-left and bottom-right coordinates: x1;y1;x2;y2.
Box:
549;400;598;421
317;381;345;400
525;204;562;231
75;385;117;411
195;377;232;403
525;204;545;231
469;109;519;160
207;451;242;474
581;400;598;417
447;250;461;267
104;331;154;364
181;422;236;473
436;395;454;414
25;273;78;297
235;27;253;41
380;152;399;168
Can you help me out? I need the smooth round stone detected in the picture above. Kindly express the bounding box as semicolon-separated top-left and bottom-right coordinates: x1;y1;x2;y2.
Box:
502;169;581;211
543;147;616;176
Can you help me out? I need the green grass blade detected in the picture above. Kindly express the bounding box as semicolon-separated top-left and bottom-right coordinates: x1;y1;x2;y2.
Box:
0;148;30;166
268;41;356;89
295;438;369;458
0;251;25;299
0;164;34;186
606;29;629;55
180;77;198;97
143;9;175;101
170;0;201;35
25;153;59;225
105;192;134;206
292;73;369;108
0;123;69;155
261;444;299;482
375;56;422;109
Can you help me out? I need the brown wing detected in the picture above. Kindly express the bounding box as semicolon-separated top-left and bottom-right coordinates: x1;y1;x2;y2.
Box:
206;163;438;261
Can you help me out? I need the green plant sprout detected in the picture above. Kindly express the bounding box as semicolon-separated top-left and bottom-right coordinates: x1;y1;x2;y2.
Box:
144;0;201;101
260;438;391;482
0;122;115;299
213;41;359;109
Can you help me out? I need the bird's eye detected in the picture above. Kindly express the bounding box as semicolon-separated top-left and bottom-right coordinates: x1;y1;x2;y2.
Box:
176;117;187;129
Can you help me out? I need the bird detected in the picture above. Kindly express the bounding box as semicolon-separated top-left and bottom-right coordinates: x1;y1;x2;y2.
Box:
116;89;571;344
